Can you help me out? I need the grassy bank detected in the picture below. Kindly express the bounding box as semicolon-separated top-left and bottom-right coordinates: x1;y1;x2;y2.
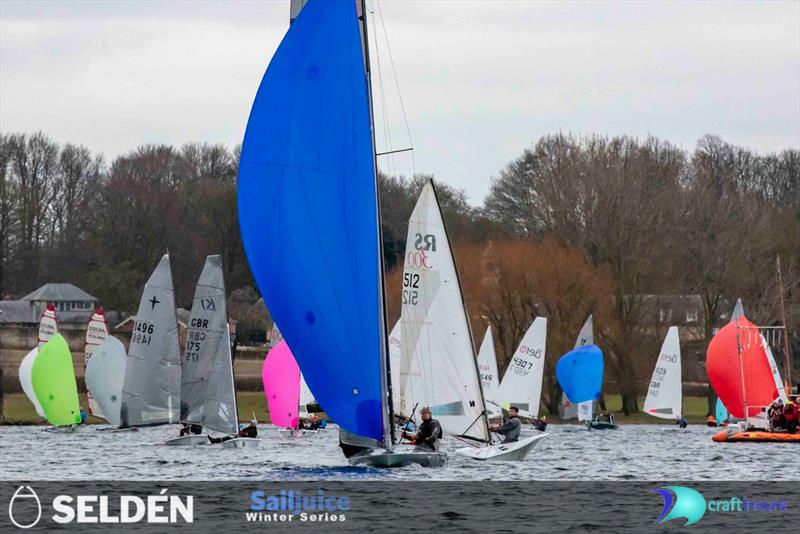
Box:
1;392;710;425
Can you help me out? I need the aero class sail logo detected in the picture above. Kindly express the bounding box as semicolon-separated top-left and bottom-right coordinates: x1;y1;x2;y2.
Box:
652;486;706;526
9;486;43;529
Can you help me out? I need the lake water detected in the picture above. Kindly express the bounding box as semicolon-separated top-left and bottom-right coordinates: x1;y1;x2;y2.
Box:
0;424;795;481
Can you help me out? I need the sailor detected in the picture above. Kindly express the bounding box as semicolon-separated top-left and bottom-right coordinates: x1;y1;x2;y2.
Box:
490;406;522;443
677;416;688;428
784;398;798;434
534;416;548;432
79;409;87;424
402;406;442;450
239;419;258;438
303;414;322;431
179;423;203;436
768;399;785;430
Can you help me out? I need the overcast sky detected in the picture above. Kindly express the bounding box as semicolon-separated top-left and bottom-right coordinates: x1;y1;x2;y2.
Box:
2;0;798;204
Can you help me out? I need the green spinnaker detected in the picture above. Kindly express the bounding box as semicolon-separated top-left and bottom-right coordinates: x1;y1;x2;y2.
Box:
32;333;81;426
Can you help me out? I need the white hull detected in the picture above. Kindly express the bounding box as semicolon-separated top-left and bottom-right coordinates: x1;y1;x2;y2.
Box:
278;429;318;439
164;434;209;446
220;437;261;449
348;444;447;468
45;425;81;433
455;433;548;461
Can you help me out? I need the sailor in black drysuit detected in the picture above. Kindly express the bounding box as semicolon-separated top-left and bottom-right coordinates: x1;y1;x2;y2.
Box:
402;406;442;450
491;406;522;443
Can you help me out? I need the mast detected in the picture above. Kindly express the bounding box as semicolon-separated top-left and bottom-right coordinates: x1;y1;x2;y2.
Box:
776;254;792;393
358;0;395;449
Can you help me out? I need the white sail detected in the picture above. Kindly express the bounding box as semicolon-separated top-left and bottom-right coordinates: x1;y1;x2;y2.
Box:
497;317;547;418
477;326;500;411
577;400;594;421
84;309;109;417
19;348;45;417
84;336;127;427
643;326;682;419
37;305;57;349
562;315;593;419
181;255;239;435
120;254;181;427
762;334;788;403
387;320;406;416
266;321;283;351
299;373;315;418
400;181;488;442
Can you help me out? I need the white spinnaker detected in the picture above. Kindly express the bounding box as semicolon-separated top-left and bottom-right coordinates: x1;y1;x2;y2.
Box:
37;306;58;349
19;348;45;417
85;336;127;427
477;326;500;412
400;181;488;442
563;315;593;419
643;327;682;419
578;400;594;421
84;310;109;417
763;335;788;403
498;318;547;418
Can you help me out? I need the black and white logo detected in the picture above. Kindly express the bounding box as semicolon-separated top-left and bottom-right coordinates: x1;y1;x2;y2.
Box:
9;486;42;529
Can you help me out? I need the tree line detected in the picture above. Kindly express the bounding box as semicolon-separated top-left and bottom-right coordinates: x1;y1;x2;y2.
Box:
1;131;797;414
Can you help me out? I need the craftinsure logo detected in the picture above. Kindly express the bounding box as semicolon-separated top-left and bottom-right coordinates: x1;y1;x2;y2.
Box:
652;485;788;526
247;489;348;523
8;486;193;529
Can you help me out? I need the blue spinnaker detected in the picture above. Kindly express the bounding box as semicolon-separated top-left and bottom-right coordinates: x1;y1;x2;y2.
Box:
238;0;383;440
556;345;604;404
715;397;728;426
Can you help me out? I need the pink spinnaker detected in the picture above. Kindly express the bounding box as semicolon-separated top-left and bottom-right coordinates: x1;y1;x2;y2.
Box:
262;340;300;429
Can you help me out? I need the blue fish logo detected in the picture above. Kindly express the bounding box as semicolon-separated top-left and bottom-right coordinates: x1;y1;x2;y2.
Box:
652;486;706;526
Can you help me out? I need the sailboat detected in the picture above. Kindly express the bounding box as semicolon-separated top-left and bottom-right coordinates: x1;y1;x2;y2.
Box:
19;303;61;420
560;315;593;420
713;397;730;427
556;337;609;429
238;0;443;467
708;299;798;443
643;327;683;423
496;318;548;421
263;340;318;439
266;323;319;424
119;254;181;429
166;255;259;448
400;181;547;461
85;336;127;427
477;326;501;417
84;308;109;417
26;334;82;430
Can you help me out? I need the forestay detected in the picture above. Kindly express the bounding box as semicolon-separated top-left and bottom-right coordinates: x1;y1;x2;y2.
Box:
120;254;181;427
238;0;384;441
85;336;127;427
181;255;239;435
400;181;488;442
643;327;682;419
84;309;109;417
497;318;547;417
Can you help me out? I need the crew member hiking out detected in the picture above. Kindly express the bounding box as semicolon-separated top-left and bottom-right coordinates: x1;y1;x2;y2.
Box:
401;406;442;450
490;406;522;443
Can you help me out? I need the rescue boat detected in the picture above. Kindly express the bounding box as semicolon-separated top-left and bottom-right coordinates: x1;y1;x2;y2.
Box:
712;429;800;443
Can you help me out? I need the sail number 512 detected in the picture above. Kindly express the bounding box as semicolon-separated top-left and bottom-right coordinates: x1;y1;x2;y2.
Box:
403;273;420;305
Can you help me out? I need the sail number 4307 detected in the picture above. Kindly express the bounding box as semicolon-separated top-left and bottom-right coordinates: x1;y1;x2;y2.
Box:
403;273;420;305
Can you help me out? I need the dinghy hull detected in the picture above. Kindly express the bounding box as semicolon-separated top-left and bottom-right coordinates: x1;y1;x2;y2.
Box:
587;421;619;430
348;448;447;468
278;429;318;439
712;430;800;443
455;433;548;461
164;435;209;446
221;437;261;449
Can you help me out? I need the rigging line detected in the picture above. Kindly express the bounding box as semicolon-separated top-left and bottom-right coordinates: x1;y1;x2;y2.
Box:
369;2;396;178
375;0;416;177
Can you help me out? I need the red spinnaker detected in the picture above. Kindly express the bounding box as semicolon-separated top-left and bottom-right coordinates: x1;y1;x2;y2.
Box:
706;316;776;419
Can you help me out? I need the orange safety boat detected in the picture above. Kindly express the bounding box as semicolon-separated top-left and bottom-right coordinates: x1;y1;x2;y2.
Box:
712;429;800;443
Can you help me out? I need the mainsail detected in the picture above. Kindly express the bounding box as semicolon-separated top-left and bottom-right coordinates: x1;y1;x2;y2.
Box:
399;181;489;442
643;326;682;419
477;326;500;410
180;255;239;435
262;340;301;429
37;304;58;349
763;335;788;403
84;308;109;417
388;320;404;416
84;336;127;427
238;0;386;441
561;315;593;419
32;334;81;426
497;318;547;418
120;254;181;427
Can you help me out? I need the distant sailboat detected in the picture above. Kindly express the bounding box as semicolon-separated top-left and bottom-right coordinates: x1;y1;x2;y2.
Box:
120;254;181;428
556;342;610;429
84;308;109;417
267;323;319;421
496;318;548;420
477;326;501;416
263;340;318;439
400;181;548;461
167;255;259;448
238;0;443;467
85;336;127;427
643;327;683;421
561;315;593;419
31;334;82;428
19;304;61;419
714;397;729;427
